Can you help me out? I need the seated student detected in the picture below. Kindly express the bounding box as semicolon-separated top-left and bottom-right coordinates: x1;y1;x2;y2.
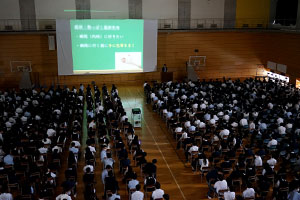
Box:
0;185;13;200
186;142;199;161
83;161;94;173
242;183;255;199
83;166;94;184
103;153;115;169
108;189;120;200
69;142;79;154
128;174;139;190
221;156;232;169
224;185;235;200
102;165;113;184
84;184;97;200
143;159;157;177
207;175;228;199
65;166;77;180
256;176;270;197
163;194;170;200
267;154;277;169
288;182;300;200
144;175;156;192
68;151;77;166
151;182;164;200
136;152;147;167
56;192;72;200
131;184;144;200
130;135;140;150
104;171;119;194
198;154;209;171
120;154;131;172
254;154;263;167
100;145;108;162
61;179;76;197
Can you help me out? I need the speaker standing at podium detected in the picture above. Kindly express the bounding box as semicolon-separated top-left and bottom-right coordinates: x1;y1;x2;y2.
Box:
162;64;168;72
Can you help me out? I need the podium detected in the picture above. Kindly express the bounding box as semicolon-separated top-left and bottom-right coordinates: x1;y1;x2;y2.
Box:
161;72;173;82
131;108;142;128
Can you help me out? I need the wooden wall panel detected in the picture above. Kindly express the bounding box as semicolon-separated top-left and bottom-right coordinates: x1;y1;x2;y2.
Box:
0;31;300;89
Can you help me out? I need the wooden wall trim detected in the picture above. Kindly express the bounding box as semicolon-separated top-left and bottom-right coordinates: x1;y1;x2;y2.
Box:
0;31;300;88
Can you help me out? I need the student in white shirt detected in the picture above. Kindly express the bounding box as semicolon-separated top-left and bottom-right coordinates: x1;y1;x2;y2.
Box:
267;138;278;147
131;184;144;200
56;193;72;200
224;186;235;200
128;174;139;190
243;183;255;199
219;128;230;139
254;154;263;167
214;177;228;193
267;155;277;169
152;182;164;200
108;190;120;200
198;154;209;171
0;192;13;200
208;176;228;198
83;164;94;173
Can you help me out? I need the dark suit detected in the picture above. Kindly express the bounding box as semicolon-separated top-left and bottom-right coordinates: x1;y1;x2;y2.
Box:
162;66;168;72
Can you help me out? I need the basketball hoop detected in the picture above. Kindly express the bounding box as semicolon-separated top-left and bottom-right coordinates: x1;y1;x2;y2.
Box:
188;56;206;67
10;61;32;73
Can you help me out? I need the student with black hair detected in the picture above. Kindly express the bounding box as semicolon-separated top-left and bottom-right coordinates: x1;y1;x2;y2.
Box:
143;159;157;177
131;184;144;200
151;182;164;200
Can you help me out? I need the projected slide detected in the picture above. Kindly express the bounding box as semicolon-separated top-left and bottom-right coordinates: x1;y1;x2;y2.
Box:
70;20;144;74
56;19;157;75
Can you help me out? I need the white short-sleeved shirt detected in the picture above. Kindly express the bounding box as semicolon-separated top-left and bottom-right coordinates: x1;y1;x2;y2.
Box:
131;191;144;200
220;129;230;138
0;193;13;200
47;128;56;137
199;122;206;128
214;180;228;193
56;194;72;200
267;139;278;147
240;119;248;126
128;179;139;189
175;127;183;133
254;156;263;167
278;126;286;135
184;121;191;128
83;165;94;173
188;146;199;153
267;158;277;168
224;191;235;200
277;118;284;125
243;188;255;198
152;189;164;199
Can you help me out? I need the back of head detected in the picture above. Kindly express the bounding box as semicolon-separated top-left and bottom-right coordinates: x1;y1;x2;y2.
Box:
155;182;161;189
133;173;137;180
163;194;170;200
106;165;112;170
136;184;141;191
86;167;91;173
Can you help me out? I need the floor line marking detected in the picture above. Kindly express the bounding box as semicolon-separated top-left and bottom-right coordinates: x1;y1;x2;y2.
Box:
144;120;187;200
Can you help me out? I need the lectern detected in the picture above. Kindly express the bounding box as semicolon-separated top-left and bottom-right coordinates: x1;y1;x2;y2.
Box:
161;72;173;82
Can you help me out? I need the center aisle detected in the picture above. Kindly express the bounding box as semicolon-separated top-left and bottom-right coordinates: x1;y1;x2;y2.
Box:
118;86;208;200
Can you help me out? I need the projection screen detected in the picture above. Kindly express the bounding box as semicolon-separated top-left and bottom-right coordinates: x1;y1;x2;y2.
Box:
56;19;157;75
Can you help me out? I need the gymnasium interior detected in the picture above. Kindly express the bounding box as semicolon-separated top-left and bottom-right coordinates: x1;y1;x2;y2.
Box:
0;0;300;200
